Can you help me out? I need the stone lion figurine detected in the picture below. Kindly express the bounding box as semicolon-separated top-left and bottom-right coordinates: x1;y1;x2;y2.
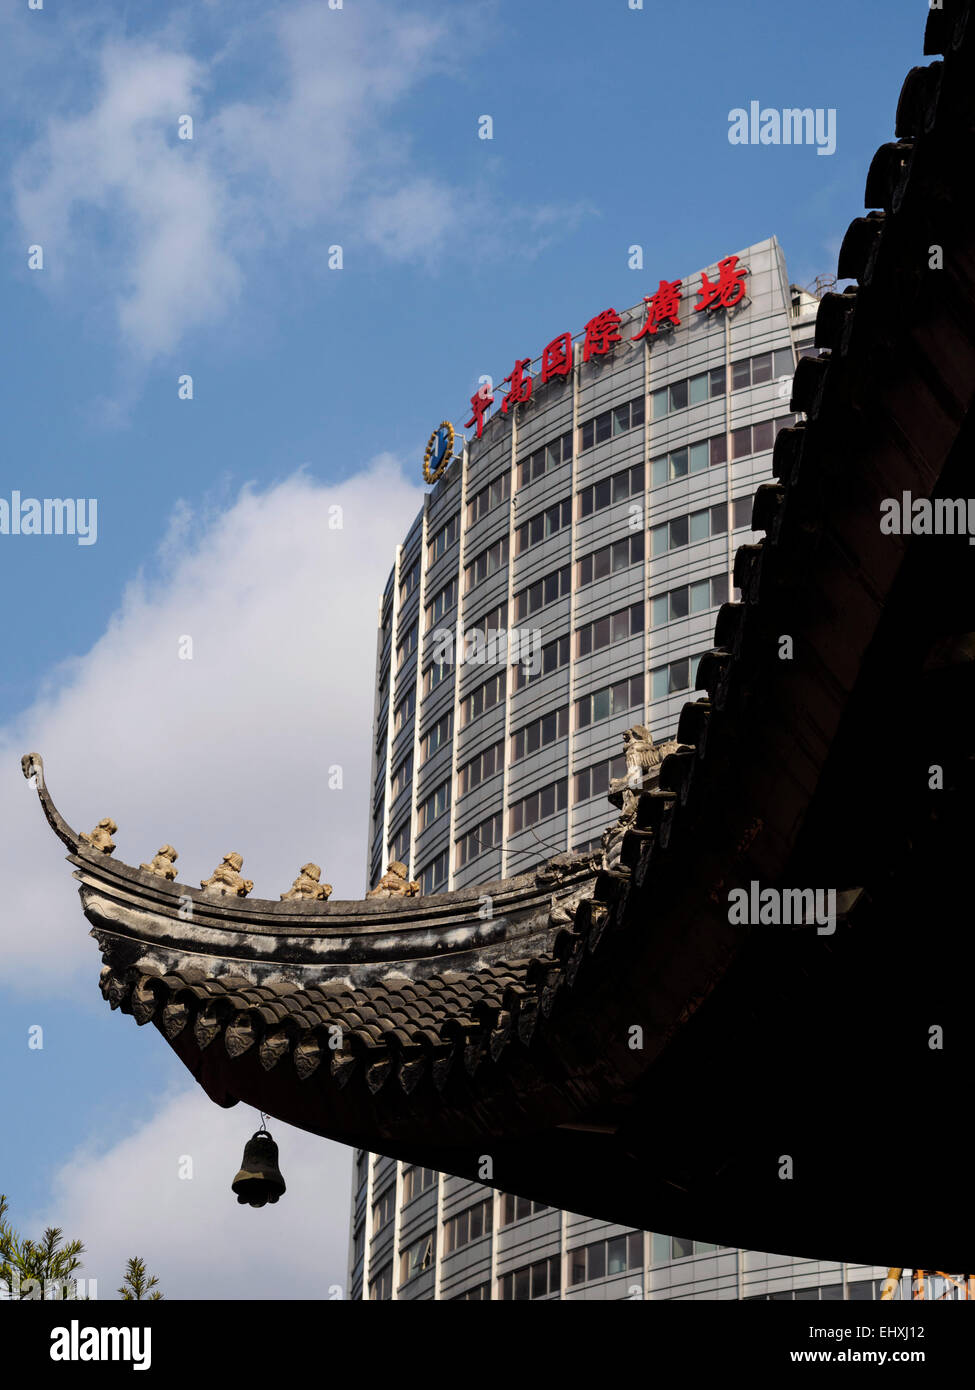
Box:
366;860;420;899
201;851;253;898
140;845;179;880
281;863;332;901
79;817;118;855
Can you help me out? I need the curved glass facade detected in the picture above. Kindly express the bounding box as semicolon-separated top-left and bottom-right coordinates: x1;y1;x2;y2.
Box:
354;238;893;1300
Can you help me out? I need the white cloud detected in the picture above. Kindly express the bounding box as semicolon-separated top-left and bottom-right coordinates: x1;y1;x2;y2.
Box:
23;1087;353;1300
10;0;586;364
0;455;424;995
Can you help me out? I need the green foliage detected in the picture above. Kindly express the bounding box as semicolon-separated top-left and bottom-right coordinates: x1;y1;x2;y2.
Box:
0;1192;85;1299
117;1255;163;1301
1;1193;164;1301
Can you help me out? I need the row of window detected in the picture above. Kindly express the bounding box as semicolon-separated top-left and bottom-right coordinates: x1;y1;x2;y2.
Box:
509;778;568;835
418;778;450;831
426;577;456;628
467;471;510;527
651;573;728;626
511;705;569;762
573;753;628;805
499;1255;561;1301
516;497;572;555
443;1198;492;1255
651;1233;722;1263
577;601;643;657
461;670;505;726
519;429;573;486
577;531;644;588
570;1232;644;1286
576;673;644;730
647;346;795;421
578;462;645;518
402;1166;437;1204
512;633;570;690
457;739;504;797
465;536;508;591
455;811;503;871
419;848;448;895
649;496;752;555
579;394;645;452
650;652;706;701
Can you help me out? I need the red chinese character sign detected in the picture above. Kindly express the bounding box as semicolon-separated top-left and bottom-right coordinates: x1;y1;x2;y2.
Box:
631;279;683;339
582;309;622;362
464;383;495;439
541;332;573;384
695;255;748;313
501;358;532;414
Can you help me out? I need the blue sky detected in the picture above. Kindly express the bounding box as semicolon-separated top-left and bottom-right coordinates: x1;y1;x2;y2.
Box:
0;0;925;1298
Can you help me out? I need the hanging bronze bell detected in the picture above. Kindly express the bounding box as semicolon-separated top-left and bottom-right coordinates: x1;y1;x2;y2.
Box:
232;1129;286;1207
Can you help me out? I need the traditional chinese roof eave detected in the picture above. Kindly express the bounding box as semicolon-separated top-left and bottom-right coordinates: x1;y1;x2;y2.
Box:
22;2;975;1269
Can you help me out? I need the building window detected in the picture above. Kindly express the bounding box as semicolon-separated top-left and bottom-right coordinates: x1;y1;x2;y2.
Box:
575;674;643;730
419;848;448;895
461;671;505;727
499;1255;561;1301
393;686;415;734
422;659;452;695
468;471;510;525
390;753;413;801
389;820;410;864
576;533;644;587
456;812;503;870
418;779;450;831
650;503;727;556
457;740;504;797
650;574;728;627
650;654;705;700
369;1261;393;1301
469;600;508;639
578;463;645;517
402;1166;438;1204
573;753;627;804
399;558;420;606
512;633;570;690
421;712;453;762
399;1231;435;1286
515;497;571;555
395;622;417;671
510;706;569;762
443;1197;492;1255
518;430;573;486
500;1194;549;1225
569;1232;643;1286
465;537;509;592
453;1283;491;1301
509;779;567;834
426;578;457;629
579;395;645;452
427;514;459;566
514;563;571;622
651;440;710;487
372;1184;395;1235
576;602;643;657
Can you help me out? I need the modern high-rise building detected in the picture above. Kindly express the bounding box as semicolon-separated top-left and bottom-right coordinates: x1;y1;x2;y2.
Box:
352;237;900;1300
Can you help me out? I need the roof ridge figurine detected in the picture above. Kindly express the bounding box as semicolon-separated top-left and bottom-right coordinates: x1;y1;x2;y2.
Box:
79;817;118;855
201;851;253;898
281;862;331;901
366;859;420;899
140;844;178;881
